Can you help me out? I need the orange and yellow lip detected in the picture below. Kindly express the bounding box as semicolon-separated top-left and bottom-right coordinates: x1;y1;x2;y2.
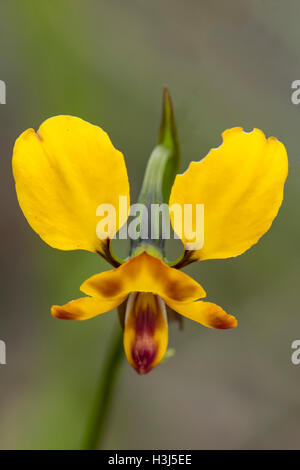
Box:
123;293;168;375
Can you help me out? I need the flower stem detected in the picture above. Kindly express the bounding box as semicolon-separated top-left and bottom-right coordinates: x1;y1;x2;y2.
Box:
82;324;124;450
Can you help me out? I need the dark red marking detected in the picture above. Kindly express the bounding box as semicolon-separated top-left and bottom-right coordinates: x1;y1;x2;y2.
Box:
131;309;158;375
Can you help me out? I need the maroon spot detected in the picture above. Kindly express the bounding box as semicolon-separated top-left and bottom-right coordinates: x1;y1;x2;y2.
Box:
211;316;236;329
131;310;157;375
166;280;196;301
96;279;122;297
53;309;75;320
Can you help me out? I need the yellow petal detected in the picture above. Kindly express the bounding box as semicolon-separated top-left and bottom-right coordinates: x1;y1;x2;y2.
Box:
51;295;126;321
124;293;168;374
12;116;130;255
166;299;237;329
81;251;206;303
169;128;288;261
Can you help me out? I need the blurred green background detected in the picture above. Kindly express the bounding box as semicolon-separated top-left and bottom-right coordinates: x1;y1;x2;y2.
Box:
0;0;299;449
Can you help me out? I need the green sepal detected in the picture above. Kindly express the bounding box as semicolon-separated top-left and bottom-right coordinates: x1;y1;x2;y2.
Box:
158;86;180;201
131;87;180;256
138;87;180;205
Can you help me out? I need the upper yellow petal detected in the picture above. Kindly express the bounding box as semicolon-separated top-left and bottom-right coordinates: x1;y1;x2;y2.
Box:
169;127;288;261
12;116;130;255
81;251;206;303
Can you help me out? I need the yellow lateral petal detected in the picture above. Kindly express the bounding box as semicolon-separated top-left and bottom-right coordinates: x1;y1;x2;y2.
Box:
51;295;126;321
81;251;206;303
124;293;168;374
166;298;237;329
169;128;288;261
12;116;130;255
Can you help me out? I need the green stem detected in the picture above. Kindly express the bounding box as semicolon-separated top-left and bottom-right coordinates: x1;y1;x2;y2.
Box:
82;325;124;450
